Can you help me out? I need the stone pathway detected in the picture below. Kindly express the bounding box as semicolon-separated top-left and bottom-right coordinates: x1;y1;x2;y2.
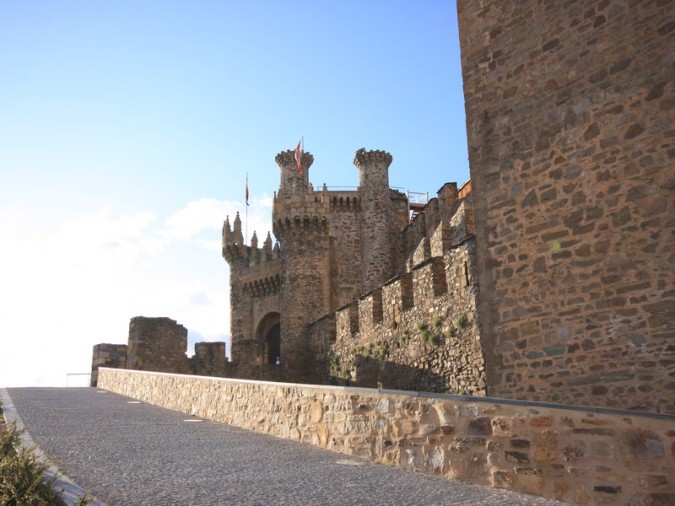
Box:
3;388;564;505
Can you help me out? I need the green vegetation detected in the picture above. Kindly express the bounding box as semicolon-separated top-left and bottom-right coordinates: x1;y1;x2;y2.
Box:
0;402;93;505
456;314;469;329
421;329;432;344
0;418;62;505
417;319;446;347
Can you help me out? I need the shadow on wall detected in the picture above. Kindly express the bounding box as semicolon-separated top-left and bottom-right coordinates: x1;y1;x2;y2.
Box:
331;355;447;392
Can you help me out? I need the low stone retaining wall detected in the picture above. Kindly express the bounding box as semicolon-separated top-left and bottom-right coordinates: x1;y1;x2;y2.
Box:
98;368;675;505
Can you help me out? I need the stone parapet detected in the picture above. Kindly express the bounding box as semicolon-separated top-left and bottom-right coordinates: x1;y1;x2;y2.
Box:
329;239;484;394
98;368;675;506
402;186;473;271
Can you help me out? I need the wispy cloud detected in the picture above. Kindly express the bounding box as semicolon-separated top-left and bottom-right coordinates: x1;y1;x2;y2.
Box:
0;196;277;387
163;198;231;242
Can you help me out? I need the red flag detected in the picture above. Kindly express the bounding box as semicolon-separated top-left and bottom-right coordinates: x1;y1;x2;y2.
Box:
294;138;304;174
245;173;249;206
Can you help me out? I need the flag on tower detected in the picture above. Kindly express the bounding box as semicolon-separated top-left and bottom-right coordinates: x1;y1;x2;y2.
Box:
294;137;304;174
245;173;249;206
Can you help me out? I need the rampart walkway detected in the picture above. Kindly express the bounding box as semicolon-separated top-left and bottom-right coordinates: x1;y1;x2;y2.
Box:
3;387;563;505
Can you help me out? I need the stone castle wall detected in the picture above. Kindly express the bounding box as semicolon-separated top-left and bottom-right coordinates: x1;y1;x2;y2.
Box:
193;342;228;377
322;197;485;394
326;191;366;309
91;317;230;385
127;316;191;374
90;343;127;387
98;368;675;505
458;0;675;412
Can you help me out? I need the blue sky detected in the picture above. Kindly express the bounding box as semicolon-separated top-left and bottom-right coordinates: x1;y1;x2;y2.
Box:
0;1;468;387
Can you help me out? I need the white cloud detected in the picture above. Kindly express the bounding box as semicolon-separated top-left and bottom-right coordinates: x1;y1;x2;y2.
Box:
163;198;231;242
0;197;266;387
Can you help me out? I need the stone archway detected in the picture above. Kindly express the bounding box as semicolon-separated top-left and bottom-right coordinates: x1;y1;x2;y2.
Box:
256;312;281;365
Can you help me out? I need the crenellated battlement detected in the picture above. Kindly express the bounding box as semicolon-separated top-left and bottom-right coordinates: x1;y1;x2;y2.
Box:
242;274;281;297
276;149;314;199
272;190;331;237
334;247;470;345
275;149;314;170
399;181;473;272
313;232;484;394
273;214;328;236
353;148;393;168
223;214;280;267
327;191;360;212
224;249;281;331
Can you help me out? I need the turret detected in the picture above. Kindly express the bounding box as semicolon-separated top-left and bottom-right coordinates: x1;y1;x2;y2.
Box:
222;215;232;249
354;148;395;292
232;212;244;245
271;148;330;379
223;212;248;265
276;149;314;198
262;232;273;262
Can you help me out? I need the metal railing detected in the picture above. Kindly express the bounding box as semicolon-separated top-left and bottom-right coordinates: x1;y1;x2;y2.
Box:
66;373;91;387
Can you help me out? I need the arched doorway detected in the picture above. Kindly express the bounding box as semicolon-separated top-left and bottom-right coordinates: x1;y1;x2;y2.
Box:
256;312;281;365
266;323;280;365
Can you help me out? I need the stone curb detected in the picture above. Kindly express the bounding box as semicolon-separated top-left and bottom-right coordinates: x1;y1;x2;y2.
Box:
0;388;105;506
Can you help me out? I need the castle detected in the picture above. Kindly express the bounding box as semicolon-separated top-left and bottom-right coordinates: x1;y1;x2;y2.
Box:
222;148;483;392
92;1;674;415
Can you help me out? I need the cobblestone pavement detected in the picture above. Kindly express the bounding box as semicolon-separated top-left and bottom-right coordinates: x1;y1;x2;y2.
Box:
4;388;564;506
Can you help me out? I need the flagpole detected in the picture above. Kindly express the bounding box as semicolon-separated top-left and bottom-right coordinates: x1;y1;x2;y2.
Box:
245;172;248;245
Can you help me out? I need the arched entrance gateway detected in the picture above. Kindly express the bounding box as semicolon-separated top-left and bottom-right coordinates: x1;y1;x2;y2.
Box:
256;312;280;366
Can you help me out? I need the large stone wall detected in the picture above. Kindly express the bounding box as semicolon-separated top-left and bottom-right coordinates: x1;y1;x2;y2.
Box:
327;239;485;395
316;188;485;395
98;368;675;505
458;0;675;412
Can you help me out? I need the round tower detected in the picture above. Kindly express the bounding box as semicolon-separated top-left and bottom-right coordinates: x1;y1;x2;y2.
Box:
272;148;329;380
354;148;395;293
276;149;314;198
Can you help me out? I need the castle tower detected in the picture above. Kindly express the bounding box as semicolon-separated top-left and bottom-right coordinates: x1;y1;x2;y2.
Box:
276;149;314;198
354;148;395;293
222;213;258;374
273;149;331;379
